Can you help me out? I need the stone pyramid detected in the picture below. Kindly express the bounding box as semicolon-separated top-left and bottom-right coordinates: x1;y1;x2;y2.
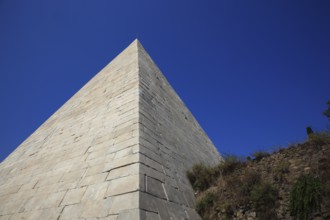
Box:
0;39;221;220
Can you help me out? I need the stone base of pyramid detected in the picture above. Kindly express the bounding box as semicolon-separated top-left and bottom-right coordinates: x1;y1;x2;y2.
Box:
0;39;221;220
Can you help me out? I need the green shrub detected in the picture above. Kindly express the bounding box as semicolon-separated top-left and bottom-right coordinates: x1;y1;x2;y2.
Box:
289;175;323;220
252;151;270;162
218;155;244;175
187;156;244;192
196;191;215;217
251;182;278;209
239;170;261;199
186;163;217;191
251;182;278;219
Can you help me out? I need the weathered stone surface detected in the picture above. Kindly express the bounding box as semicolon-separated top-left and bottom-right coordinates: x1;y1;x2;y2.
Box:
8;210;43;220
117;209;140;220
106;163;139;181
61;187;87;206
100;215;118;220
79;172;107;187
0;185;21;197
106;174;143;197
103;153;139;172
81;182;109;202
0;215;11;220
143;211;160;220
58;204;83;220
108;192;139;214
38;207;63;220
145;176;166;199
80;197;113;218
42;191;66;209
0;39;221;219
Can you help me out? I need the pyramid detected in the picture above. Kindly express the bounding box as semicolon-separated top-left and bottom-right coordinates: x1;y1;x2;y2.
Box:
0;40;222;220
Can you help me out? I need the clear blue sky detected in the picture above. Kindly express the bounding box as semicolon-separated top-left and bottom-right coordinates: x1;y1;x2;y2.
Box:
1;0;329;162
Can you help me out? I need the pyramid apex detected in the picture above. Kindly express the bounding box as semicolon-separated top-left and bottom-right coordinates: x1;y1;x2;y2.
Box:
121;38;145;56
129;38;142;48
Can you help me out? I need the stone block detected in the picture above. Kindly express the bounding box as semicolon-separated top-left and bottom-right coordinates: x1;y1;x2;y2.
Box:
42;191;66;209
114;146;134;159
145;176;166;199
140;163;165;182
163;184;185;205
103;153;139;172
60;169;86;183
139;192;158;213
61;186;87;206
19;179;38;191
0;185;21;196
57;181;79;192
106;163;139;181
86;156;107;167
86;149;107;161
167;202;188;220
106;174;142;197
144;210;160;220
36;183;58;194
155;198;171;220
82;182;109;202
140;154;163;173
18;194;46;212
0;196;24;215
38;207;63;220
8;210;42;220
79;172;107;187
58;204;83;220
80;197;113;218
117;209;140;220
85;164;105;177
108;192;139;214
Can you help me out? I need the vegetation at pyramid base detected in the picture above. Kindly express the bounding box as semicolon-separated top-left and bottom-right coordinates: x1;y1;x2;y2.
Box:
250;182;278;219
187;132;330;220
186;163;219;192
186;155;244;192
196;191;215;217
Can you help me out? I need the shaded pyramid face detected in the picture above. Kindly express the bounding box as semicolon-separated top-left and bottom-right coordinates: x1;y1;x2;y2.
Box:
0;40;221;220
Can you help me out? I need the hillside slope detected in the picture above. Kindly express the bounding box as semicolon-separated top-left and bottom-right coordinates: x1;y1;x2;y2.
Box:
188;133;330;220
